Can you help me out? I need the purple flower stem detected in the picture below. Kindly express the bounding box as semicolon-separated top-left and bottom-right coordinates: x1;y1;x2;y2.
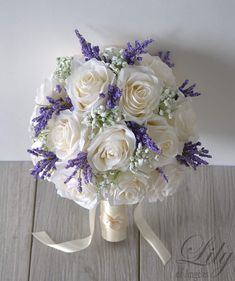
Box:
179;80;201;97
75;29;101;61
64;152;93;192
158;51;175;68
106;84;122;109
123;38;154;65
176;141;212;170
156;167;169;183
32;96;73;137
126;121;161;154
27;148;58;179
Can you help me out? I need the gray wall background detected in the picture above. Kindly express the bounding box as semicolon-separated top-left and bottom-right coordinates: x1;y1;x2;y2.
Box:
0;0;235;164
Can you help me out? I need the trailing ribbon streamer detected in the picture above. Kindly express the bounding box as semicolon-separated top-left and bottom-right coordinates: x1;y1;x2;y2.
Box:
133;201;171;265
32;201;171;264
32;207;96;253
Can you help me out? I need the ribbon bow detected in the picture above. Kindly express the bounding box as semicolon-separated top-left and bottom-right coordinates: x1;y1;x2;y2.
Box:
102;213;126;230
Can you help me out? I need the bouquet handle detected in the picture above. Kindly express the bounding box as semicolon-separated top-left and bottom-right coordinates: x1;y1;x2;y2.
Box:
100;200;128;242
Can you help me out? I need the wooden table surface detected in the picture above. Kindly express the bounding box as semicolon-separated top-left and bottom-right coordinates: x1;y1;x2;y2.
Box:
0;162;234;281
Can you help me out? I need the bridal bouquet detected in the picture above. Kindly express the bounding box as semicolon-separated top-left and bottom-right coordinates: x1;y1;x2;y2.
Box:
28;30;211;210
28;30;212;259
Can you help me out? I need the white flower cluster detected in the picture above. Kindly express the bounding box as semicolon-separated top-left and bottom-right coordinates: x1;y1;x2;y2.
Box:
129;143;154;174
95;170;120;194
102;48;127;74
82;105;123;139
158;88;179;119
54;56;73;83
29;37;200;210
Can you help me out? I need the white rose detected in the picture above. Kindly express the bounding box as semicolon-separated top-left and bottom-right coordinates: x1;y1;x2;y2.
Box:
50;163;98;209
146;116;180;166
147;162;185;202
163;163;185;197
110;171;147;205
35;76;65;105
118;66;162;124
171;100;198;142
140;53;177;88
47;110;87;160
66;58;115;112
87;125;136;172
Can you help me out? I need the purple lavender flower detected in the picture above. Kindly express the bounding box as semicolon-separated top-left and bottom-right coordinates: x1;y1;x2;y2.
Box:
106;84;122;109
99;92;106;98
32;96;73;137
179;80;201;97
158;51;175;68
27;148;58;179
126;121;161;154
55;84;62;93
64;96;74;111
64;152;93;192
156;167;169;183
75;29;101;61
123;39;154;65
176;141;212;170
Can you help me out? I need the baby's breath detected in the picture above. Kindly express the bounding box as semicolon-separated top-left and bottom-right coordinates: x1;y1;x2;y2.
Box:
54;56;73;83
95;170;120;197
158;88;179;119
32;129;49;150
102;49;127;74
82;105;123;139
129;143;156;176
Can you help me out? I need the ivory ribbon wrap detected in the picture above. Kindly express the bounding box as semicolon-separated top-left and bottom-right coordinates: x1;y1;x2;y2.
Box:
33;200;171;265
100;200;128;242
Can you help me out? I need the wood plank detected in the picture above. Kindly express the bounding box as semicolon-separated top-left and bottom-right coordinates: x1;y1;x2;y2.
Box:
0;162;36;281
140;166;235;281
30;180;139;281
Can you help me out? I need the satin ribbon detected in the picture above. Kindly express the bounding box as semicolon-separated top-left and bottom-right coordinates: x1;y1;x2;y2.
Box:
100;200;128;242
32;201;171;264
134;201;171;265
32;207;96;253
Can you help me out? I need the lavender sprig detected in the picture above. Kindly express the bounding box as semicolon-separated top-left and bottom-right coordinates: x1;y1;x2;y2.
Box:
64;152;93;192
176;141;212;170
179;80;201;97
27;148;58;179
158;51;175;68
32;96;73;137
156;167;169;183
55;84;62;93
123;39;154;65
126;121;160;154
75;29;101;61
106;84;122;109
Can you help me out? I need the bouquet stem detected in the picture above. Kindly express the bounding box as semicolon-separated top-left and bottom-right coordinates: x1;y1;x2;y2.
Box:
100;200;128;242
